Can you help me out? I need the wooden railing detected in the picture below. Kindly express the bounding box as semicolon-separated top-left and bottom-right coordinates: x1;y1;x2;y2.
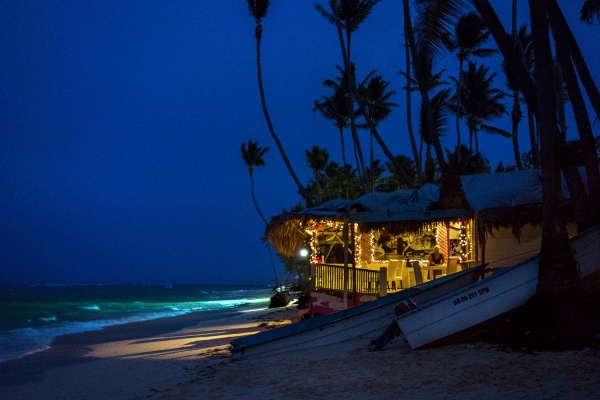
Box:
311;263;385;296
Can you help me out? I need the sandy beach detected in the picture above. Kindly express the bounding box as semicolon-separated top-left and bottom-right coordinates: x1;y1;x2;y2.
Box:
1;305;599;400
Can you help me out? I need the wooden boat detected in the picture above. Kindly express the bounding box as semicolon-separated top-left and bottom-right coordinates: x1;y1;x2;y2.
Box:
396;224;600;349
229;263;486;358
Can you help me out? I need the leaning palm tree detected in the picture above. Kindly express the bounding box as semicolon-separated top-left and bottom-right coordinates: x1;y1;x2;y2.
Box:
455;61;510;154
247;0;309;204
241;140;269;225
443;12;497;158
241;140;279;285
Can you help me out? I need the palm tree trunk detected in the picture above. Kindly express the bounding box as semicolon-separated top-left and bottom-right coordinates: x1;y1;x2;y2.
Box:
255;25;309;203
528;0;579;296
250;173;279;285
402;0;448;177
527;108;540;168
511;0;524;170
338;126;350;198
548;2;600;226
554;60;567;137
546;0;600;120
404;33;422;185
456;58;463;161
250;174;268;225
511;95;524;169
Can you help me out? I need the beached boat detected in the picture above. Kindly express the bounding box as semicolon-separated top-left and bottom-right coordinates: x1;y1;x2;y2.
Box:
395;224;600;349
229;263;486;358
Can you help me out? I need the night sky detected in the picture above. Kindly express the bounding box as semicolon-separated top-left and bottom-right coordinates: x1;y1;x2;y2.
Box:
1;1;598;285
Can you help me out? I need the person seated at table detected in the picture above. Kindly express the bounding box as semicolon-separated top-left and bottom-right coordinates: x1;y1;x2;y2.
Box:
428;246;445;265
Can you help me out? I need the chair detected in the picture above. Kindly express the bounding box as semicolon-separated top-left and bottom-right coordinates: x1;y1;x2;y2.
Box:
387;260;401;290
412;260;424;285
401;260;412;288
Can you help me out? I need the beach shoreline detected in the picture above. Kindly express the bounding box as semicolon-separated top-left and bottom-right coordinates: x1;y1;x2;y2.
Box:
1;304;599;399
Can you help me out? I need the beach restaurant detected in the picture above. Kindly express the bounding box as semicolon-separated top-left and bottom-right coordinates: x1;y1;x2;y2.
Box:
266;170;572;316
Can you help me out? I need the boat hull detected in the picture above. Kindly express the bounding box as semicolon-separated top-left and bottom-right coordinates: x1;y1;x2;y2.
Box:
397;224;600;349
229;264;485;358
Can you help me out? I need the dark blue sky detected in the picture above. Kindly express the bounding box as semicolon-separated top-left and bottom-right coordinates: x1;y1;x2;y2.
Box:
1;1;598;285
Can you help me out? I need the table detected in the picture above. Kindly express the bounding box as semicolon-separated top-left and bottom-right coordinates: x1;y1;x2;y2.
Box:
421;264;447;280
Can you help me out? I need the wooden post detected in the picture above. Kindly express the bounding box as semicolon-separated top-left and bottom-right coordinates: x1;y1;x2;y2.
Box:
342;217;348;310
351;221;357;306
379;266;388;297
310;263;317;290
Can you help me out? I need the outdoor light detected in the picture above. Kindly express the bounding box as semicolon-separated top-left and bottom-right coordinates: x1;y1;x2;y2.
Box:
295;244;312;265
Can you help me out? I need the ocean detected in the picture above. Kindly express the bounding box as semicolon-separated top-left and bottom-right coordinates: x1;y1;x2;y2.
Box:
0;284;275;364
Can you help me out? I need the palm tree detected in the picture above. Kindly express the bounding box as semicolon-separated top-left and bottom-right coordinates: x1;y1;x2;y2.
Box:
360;74;398;192
246;0;309;204
529;0;579;297
502;25;535;170
444;12;497;158
445;145;491;176
581;0;600;23
315;64;369;193
382;155;418;191
316;1;381;192
454;61;510;154
323;0;416;189
305;146;330;205
241;140;279;285
420;88;451;183
548;2;600;227
403;0;468;180
241;140;269;225
400;52;449;181
471;0;539;116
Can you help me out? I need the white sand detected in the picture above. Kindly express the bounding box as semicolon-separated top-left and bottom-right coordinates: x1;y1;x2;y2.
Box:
1;305;599;399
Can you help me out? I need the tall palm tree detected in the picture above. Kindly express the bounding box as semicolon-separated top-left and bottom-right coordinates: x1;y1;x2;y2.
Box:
528;0;579;297
241;140;279;285
247;0;309;204
548;1;600;227
403;0;467;180
581;0;600;23
360;74;398;192
546;1;600;120
316;64;370;193
314;84;353;198
305;146;330;205
322;0;416;189
454;61;510;154
401;51;449;181
316;1;381;192
420;88;451;183
471;0;539;116
502;24;535;170
444;12;497;158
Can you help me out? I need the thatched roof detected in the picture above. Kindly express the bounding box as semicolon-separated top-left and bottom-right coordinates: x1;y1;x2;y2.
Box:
265;184;471;256
266;169;586;255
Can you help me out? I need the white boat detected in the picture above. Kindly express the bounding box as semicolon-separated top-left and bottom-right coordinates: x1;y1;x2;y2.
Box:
229;263;486;358
396;224;600;349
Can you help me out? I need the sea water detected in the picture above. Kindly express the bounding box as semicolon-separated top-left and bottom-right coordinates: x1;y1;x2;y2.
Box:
0;284;273;363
